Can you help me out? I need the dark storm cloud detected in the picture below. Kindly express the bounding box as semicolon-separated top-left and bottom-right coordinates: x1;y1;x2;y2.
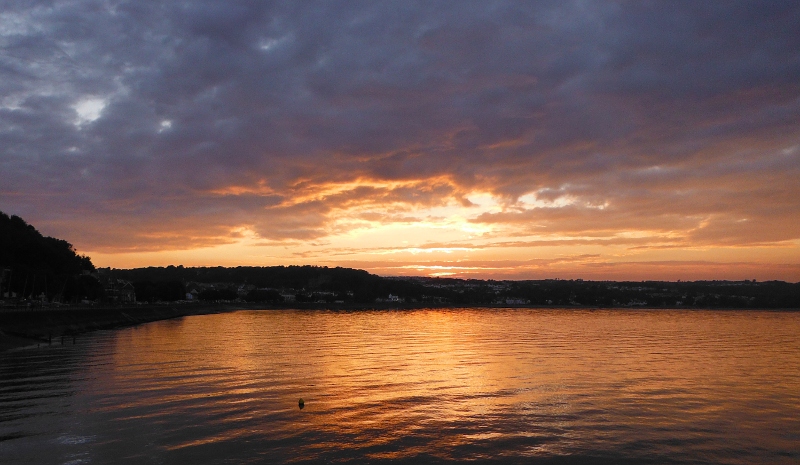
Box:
1;0;799;250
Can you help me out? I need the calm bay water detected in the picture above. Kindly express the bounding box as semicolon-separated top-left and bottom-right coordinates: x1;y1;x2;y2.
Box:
1;308;799;464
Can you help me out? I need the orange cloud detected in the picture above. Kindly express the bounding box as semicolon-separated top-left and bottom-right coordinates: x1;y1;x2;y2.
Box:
3;2;799;280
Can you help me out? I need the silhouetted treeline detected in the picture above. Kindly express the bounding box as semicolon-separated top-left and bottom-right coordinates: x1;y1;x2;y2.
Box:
114;265;405;303
131;280;186;303
497;279;800;309
0;211;99;302
115;265;376;290
245;289;283;303
109;265;800;308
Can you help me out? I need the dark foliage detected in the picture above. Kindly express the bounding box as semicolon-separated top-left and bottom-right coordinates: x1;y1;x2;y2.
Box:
246;289;284;303
113;265;390;302
63;274;104;302
132;280;186;302
198;288;237;301
110;266;800;308
0;211;98;302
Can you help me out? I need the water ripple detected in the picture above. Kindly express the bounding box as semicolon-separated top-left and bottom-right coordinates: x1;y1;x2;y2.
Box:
1;309;799;464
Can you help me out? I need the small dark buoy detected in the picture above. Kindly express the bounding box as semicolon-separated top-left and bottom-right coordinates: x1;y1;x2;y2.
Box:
298;398;305;409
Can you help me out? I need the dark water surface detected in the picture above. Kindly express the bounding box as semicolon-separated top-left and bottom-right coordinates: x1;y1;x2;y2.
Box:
1;309;799;464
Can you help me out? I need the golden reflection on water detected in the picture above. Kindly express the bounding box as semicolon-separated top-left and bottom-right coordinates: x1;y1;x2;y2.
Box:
4;309;799;464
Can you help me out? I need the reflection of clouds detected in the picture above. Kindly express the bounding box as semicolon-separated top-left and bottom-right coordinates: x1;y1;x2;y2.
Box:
8;310;799;461
1;1;799;278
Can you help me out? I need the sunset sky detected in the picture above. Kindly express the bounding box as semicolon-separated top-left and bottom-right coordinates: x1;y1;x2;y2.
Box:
1;1;799;281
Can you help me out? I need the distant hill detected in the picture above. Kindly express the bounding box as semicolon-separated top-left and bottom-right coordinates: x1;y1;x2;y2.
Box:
111;265;800;308
112;265;414;303
0;211;97;302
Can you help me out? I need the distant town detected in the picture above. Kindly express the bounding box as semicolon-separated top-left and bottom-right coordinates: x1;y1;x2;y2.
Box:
2;264;797;310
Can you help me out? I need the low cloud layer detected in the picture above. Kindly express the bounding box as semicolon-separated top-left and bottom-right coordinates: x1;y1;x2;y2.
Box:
1;1;799;279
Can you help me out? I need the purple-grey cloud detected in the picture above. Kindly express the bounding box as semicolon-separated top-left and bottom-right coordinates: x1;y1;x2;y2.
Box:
0;0;798;255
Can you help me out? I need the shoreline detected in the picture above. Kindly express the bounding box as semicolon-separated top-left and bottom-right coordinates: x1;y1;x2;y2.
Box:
2;302;797;353
0;303;243;352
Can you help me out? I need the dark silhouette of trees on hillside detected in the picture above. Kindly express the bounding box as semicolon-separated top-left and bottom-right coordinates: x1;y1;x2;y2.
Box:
1;211;99;302
131;280;186;303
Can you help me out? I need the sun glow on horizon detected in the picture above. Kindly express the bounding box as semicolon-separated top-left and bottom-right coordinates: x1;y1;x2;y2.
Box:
84;183;800;281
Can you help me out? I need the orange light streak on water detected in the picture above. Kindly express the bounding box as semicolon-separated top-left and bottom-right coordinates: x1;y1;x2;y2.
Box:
2;309;799;464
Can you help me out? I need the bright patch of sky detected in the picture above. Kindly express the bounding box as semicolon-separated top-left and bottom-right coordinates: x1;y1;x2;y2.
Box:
258;35;289;51
518;192;576;209
0;12;32;35
0;95;24;111
465;192;502;211
73;98;106;125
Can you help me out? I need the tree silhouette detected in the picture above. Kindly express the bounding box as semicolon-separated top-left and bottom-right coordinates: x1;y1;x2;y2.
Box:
0;211;97;302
